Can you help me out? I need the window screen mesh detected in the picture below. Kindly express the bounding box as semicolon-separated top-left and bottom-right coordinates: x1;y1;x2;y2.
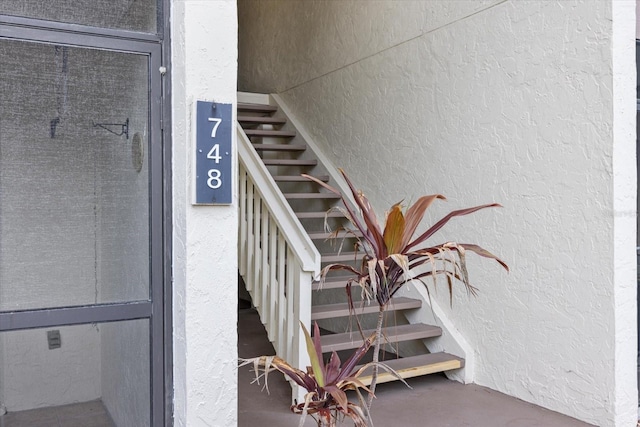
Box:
0;319;150;425
0;39;150;311
0;0;158;34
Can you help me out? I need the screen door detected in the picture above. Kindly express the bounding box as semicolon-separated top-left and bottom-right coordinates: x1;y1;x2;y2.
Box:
0;10;167;427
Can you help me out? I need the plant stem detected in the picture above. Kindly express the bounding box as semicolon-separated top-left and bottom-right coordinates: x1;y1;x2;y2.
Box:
367;305;385;411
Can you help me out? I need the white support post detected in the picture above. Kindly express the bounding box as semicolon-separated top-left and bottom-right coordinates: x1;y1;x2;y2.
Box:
294;267;312;404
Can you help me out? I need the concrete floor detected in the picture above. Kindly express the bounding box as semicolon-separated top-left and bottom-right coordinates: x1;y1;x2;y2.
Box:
0;400;114;427
238;308;594;427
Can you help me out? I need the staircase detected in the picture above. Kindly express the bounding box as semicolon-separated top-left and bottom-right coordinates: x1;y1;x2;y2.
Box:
237;94;465;398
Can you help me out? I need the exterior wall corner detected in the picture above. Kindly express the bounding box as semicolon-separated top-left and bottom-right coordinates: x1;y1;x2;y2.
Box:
171;0;239;425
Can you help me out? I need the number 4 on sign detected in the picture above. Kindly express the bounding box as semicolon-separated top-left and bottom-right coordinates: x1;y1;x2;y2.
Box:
208;117;222;138
207;144;222;163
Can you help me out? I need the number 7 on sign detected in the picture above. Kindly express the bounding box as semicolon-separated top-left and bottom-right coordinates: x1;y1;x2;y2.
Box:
208;117;222;138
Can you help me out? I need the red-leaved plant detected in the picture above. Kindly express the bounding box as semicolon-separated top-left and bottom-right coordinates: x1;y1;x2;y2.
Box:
303;169;508;409
240;321;402;427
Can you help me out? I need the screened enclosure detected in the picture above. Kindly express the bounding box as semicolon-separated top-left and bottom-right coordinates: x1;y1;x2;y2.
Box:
0;2;168;426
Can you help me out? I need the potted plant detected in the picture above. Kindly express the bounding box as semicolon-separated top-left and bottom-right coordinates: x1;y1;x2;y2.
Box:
240;321;403;427
303;169;508;409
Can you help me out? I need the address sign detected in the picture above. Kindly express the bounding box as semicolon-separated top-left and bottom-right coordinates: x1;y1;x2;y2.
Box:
194;100;232;205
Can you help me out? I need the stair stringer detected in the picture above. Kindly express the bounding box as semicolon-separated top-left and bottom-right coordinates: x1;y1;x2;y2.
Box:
269;93;474;385
395;282;474;384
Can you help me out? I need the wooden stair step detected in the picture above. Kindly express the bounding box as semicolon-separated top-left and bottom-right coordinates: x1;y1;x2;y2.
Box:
312;276;354;291
320;323;442;353
237;103;277;113
311;297;421;320
322;252;365;263
238;115;286;125
252;144;306;152
296;211;345;219
308;230;362;240
273;175;330;182
245;129;297;138
262;159;318;166
356;353;464;386
284;193;341;200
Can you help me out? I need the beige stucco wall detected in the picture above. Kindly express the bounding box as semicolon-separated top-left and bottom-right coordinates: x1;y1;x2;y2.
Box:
238;1;637;426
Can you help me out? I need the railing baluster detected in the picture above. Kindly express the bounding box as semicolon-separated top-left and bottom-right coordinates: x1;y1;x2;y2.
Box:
268;217;278;339
260;201;270;320
245;181;255;295
252;187;262;311
239;165;248;277
276;233;287;356
285;247;296;363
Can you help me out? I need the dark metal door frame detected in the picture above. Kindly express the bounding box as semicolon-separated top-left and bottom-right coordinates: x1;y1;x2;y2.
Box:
0;10;171;426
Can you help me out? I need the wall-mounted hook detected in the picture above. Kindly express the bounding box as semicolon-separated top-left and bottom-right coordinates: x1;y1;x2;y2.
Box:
92;118;129;139
50;117;60;139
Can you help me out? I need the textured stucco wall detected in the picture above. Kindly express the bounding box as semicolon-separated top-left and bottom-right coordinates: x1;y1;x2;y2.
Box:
171;1;238;426
0;342;3;413
612;1;637;424
238;0;503;94
1;325;101;411
237;1;637;426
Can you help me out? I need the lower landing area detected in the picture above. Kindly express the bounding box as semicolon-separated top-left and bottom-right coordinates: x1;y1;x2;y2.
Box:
0;400;114;427
238;308;594;427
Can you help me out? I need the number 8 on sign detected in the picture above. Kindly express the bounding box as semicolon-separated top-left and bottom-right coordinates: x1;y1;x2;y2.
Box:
207;169;222;189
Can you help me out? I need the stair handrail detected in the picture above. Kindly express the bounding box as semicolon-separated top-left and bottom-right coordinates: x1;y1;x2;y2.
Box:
237;123;320;271
237;122;321;402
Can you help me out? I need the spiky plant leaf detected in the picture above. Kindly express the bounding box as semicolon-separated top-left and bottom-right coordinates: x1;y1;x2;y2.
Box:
339;332;376;378
383;202;405;254
458;243;509;272
301;322;325;388
404;203;502;251
401;194;446;248
367;259;379;299
325;384;349;412
337;169;386;256
324;351;341;385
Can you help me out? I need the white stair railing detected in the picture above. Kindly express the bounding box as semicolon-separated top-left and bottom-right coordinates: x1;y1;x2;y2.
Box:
237;123;321;403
